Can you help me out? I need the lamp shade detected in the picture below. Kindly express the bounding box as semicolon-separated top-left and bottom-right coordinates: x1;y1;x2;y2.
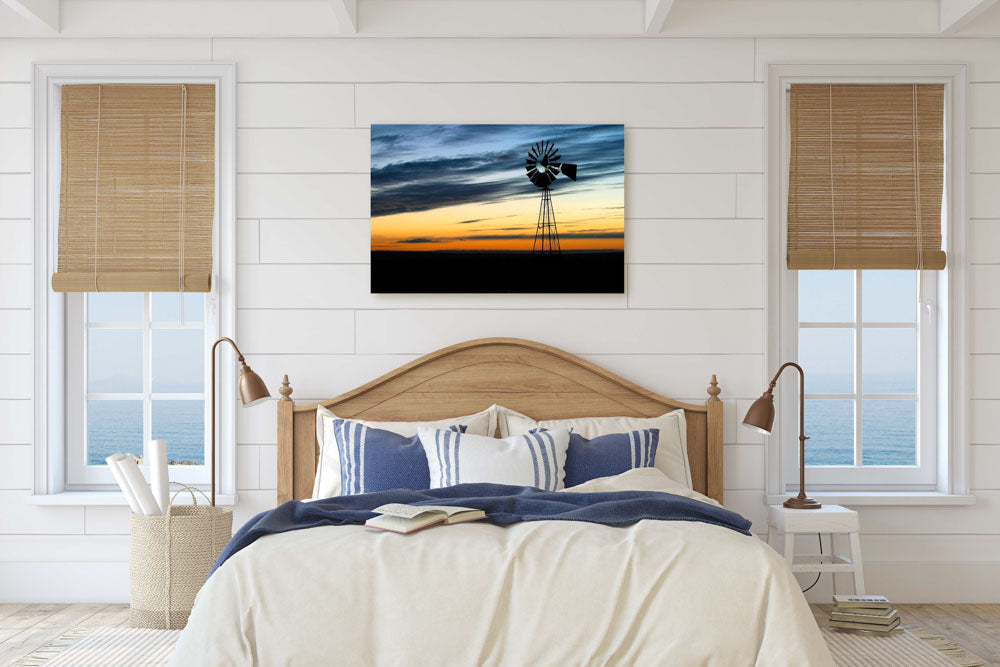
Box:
742;392;775;435
238;364;271;407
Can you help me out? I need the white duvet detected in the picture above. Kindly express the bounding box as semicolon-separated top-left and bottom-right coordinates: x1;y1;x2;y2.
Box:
172;469;833;666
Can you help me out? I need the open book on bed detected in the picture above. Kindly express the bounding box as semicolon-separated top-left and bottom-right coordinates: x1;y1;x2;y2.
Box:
365;503;486;534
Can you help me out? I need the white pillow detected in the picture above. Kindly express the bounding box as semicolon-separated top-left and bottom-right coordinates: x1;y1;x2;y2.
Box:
418;427;571;491
498;406;692;489
313;404;498;499
563;468;721;508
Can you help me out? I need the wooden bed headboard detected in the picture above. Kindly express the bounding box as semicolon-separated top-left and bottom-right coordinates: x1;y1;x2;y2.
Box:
276;338;723;505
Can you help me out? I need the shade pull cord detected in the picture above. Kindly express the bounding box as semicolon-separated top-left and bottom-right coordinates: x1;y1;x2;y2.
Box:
828;84;837;270
912;84;924;272
93;85;102;292
178;85;188;297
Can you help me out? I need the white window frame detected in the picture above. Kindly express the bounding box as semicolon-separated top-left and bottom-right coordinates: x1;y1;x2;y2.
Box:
31;63;237;503
788;269;937;487
764;63;970;502
65;292;211;487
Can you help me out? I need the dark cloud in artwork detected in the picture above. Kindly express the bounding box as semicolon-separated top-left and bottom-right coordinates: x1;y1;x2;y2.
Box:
369;132;409;153
371;177;531;217
396;237;437;244
370;149;522;189
370;124;624;218
456;214;516;225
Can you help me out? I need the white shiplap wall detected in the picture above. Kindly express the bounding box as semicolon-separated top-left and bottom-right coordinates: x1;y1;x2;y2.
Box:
0;35;998;603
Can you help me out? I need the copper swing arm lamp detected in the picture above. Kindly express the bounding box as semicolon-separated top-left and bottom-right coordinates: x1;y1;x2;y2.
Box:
743;362;821;510
211;337;270;507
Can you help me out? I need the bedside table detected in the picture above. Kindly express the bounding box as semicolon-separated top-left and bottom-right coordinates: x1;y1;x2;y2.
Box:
766;504;865;595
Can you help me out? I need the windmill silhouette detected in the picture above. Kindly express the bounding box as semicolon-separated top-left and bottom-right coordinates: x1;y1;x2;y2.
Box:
525;140;577;255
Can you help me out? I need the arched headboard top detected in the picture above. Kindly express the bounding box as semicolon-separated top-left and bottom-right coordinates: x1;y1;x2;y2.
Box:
277;338;723;503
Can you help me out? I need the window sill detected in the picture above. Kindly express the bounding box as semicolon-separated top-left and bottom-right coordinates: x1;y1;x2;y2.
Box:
26;492;239;507
766;492;975;506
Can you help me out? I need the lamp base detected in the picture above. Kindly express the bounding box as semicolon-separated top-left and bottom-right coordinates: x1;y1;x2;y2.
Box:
783;496;822;510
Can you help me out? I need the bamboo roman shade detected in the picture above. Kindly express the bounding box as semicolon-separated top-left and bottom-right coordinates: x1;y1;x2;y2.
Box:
787;83;946;270
52;84;216;292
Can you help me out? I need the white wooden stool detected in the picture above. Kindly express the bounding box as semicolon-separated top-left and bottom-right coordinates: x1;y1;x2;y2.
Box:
766;504;865;595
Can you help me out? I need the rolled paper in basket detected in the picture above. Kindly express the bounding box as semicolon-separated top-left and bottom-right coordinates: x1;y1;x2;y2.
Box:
106;454;142;514
149;440;170;516
117;454;162;516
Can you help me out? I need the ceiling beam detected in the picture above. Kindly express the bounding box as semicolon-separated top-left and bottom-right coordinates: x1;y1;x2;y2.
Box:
330;0;357;33
644;0;676;34
940;0;1000;32
1;0;59;32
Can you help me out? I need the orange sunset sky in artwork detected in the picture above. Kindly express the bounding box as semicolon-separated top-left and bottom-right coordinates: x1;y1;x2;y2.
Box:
370;124;625;253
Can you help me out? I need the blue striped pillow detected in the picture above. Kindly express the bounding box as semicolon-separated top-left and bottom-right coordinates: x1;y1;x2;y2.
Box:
333;419;465;496
561;428;660;487
418;427;571;491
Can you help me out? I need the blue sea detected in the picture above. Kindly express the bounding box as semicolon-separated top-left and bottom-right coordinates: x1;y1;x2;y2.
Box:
88;400;205;465
802;372;917;466
805;399;916;466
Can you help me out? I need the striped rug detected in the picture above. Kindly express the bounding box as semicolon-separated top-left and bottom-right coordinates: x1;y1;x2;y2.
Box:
822;626;986;667
12;624;987;666
12;627;180;667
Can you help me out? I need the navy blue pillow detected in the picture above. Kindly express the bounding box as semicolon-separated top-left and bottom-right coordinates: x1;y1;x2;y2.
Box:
561;428;660;487
333;419;465;495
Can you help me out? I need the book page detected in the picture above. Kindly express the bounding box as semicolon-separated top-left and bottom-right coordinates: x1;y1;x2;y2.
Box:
833;595;890;604
365;514;446;534
414;505;481;517
372;503;443;519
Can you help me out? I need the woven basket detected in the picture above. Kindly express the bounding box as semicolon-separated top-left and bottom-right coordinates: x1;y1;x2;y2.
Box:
129;486;232;629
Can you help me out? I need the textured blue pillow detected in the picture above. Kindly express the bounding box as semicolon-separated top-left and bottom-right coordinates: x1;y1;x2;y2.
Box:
333;419;465;496
562;428;660;487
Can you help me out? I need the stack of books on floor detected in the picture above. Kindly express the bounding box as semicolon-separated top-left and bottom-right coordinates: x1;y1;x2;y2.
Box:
829;595;901;634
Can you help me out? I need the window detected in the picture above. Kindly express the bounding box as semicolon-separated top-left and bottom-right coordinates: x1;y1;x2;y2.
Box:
765;64;969;499
65;292;210;487
32;63;236;500
791;269;937;486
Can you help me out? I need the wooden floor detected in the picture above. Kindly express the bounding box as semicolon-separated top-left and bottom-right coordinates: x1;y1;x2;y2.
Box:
0;603;129;666
0;603;996;665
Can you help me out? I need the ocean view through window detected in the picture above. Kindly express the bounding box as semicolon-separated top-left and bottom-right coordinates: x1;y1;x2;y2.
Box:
798;270;920;467
86;292;207;466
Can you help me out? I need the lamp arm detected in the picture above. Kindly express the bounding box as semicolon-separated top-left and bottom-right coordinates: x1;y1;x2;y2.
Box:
768;361;812;504
212;336;245;364
767;360;807;442
758;361;818;509
767;361;803;390
209;337;244;508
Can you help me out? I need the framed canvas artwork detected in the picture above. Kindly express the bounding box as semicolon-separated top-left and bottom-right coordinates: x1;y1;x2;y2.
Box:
370;124;625;293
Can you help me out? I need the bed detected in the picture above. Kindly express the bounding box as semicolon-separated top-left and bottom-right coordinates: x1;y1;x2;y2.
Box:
171;338;833;665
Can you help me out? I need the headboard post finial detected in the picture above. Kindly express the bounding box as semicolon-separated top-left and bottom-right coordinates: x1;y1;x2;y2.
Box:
705;373;723;503
279;374;293;402
707;374;721;402
277;374;295;504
